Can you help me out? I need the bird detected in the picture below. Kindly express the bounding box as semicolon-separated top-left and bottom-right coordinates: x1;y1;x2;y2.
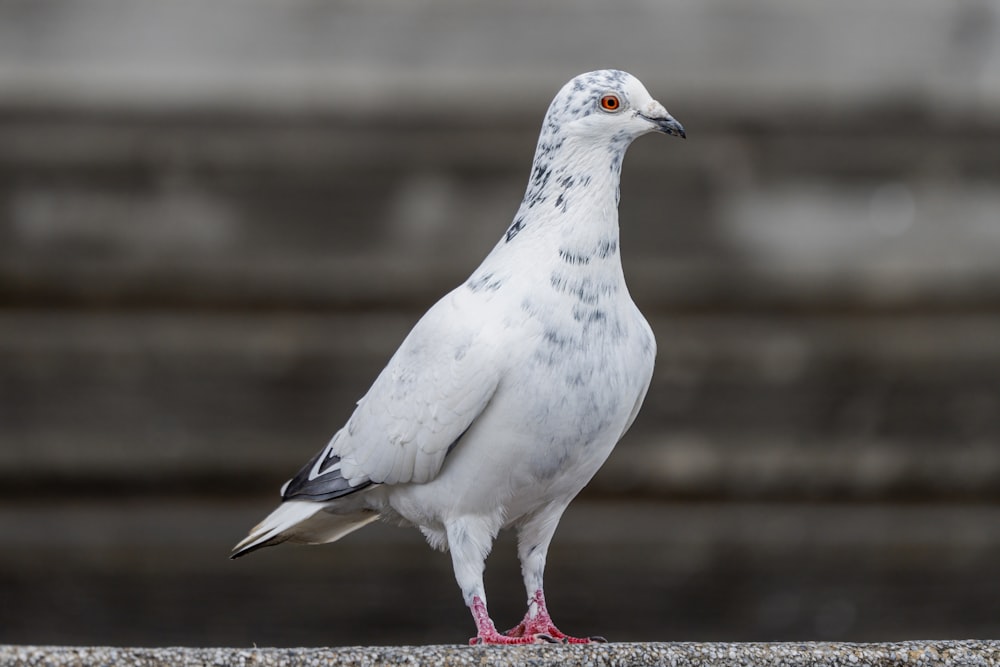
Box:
231;69;685;645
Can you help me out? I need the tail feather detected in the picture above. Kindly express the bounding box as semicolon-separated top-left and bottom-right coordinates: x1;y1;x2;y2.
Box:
231;500;379;559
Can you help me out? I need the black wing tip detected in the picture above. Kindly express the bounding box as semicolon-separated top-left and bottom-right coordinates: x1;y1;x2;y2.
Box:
283;470;376;502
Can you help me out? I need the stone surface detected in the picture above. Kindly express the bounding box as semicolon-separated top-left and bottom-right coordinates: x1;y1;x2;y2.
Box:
2;642;999;667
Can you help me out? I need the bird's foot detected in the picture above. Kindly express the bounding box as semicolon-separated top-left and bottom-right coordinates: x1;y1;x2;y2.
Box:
469;629;561;645
468;596;560;645
504;617;606;644
504;590;607;644
467;593;605;645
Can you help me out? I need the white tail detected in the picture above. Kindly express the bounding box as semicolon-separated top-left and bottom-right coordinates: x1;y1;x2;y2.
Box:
231;500;379;558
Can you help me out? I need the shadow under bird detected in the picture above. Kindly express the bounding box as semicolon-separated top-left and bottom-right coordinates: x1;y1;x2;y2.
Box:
232;69;685;645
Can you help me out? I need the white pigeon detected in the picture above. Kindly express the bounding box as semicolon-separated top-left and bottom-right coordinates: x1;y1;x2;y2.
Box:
232;69;685;645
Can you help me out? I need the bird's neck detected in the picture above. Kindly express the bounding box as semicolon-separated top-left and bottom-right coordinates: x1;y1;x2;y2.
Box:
494;138;627;282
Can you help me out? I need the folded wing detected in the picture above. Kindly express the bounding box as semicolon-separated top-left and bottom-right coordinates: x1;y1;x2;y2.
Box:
282;289;503;501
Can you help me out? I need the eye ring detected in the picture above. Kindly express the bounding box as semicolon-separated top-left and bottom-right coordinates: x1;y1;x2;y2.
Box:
599;94;622;112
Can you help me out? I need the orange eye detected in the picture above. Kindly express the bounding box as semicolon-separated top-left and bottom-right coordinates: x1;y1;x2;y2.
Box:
599;94;621;112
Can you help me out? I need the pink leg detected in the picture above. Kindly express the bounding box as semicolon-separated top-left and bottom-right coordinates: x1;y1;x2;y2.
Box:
468;596;561;645
505;590;607;644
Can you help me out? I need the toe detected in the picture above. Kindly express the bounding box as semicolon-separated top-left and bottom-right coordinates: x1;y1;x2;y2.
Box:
504;622;527;638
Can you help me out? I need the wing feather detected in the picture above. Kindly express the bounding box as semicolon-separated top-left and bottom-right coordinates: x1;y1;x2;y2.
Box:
283;288;502;500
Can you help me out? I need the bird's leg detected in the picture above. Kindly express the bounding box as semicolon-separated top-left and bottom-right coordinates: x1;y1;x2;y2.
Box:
447;518;557;645
506;508;607;644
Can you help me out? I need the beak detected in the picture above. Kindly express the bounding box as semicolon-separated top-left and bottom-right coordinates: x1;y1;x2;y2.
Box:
640;112;686;139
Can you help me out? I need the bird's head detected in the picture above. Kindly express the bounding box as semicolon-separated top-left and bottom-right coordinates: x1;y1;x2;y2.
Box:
541;70;685;149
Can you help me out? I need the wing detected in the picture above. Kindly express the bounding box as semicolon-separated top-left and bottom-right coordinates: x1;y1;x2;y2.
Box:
282;288;502;501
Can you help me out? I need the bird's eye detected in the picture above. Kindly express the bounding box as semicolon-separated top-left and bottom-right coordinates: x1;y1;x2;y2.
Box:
599;94;622;112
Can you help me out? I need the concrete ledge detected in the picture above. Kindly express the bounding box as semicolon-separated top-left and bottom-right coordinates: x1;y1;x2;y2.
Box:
2;642;998;667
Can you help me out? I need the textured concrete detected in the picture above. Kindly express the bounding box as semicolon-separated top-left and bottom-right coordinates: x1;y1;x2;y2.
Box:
2;642;999;667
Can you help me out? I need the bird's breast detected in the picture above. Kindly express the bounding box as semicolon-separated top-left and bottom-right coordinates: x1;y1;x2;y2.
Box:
502;274;652;460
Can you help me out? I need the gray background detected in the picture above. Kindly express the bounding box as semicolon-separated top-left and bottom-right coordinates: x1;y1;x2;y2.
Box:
1;0;1000;647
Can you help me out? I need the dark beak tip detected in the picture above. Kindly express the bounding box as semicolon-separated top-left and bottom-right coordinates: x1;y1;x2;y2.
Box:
655;117;686;139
